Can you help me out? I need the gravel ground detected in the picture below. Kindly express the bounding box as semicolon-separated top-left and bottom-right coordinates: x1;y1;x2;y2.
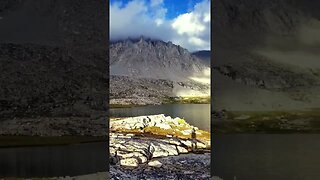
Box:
110;153;211;180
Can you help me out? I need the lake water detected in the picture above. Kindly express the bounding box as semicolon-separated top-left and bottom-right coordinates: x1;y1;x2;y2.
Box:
2;135;319;179
0;142;107;177
109;104;211;131
213;134;320;180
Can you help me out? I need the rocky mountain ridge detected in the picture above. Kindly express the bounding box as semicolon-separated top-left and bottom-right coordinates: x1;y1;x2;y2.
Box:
110;38;210;105
192;50;210;65
110;37;208;82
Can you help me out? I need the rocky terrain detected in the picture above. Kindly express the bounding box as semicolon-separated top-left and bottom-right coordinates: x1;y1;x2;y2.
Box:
0;0;108;136
109;114;211;179
110;38;210;106
110;75;210;106
212;0;320;111
110;154;211;180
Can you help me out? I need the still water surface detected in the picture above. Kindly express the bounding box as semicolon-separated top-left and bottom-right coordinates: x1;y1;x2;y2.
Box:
110;104;211;131
1;135;319;179
213;134;320;180
2;106;317;179
0;104;209;177
0;142;107;177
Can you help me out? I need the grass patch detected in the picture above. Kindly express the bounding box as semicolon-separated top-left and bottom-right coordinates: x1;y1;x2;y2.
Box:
162;96;210;104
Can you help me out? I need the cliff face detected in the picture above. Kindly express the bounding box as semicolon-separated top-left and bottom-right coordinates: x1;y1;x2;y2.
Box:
0;0;108;120
213;0;320;111
110;38;208;82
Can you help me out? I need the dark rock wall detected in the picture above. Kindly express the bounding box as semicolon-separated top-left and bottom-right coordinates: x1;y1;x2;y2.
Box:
0;0;108;119
212;0;320;111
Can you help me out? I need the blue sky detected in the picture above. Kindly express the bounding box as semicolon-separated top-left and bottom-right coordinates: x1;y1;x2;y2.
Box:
110;0;200;19
156;0;199;19
110;0;210;51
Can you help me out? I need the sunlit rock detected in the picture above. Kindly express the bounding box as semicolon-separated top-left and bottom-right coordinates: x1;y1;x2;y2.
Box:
148;160;162;168
120;158;139;167
177;146;189;154
155;123;171;129
196;142;207;149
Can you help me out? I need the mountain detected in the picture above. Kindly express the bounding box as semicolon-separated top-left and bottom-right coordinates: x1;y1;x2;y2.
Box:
213;0;320;111
110;37;208;82
110;38;210;105
192;50;211;65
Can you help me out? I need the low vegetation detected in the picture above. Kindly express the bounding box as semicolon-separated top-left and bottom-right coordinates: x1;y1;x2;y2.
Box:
162;96;210;104
213;109;320;133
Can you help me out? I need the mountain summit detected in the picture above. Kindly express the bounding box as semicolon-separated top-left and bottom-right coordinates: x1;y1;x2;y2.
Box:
110;38;208;82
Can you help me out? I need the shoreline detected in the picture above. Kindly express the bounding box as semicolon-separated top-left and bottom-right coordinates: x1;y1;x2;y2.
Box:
0;135;107;148
0;172;109;180
110;97;211;108
213;109;320;133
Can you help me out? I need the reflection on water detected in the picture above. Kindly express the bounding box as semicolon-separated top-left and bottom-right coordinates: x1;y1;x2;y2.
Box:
213;134;320;180
0;142;107;177
109;104;210;131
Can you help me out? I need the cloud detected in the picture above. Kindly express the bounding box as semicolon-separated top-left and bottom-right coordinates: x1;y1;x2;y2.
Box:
110;0;172;41
110;0;210;52
170;0;210;51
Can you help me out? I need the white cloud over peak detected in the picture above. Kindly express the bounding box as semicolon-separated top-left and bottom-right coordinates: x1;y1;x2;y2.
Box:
170;0;210;50
110;0;172;41
110;0;210;52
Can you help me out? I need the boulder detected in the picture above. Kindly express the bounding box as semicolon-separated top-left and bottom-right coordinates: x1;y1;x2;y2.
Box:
155;123;171;130
148;160;162;168
117;151;144;159
196;142;207;149
182;129;192;135
110;147;117;156
134;122;145;129
160;139;181;146
151;143;169;158
177;146;189;154
152;149;169;158
120;158;139;167
151;142;178;157
137;155;148;163
180;140;193;148
159;143;178;156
